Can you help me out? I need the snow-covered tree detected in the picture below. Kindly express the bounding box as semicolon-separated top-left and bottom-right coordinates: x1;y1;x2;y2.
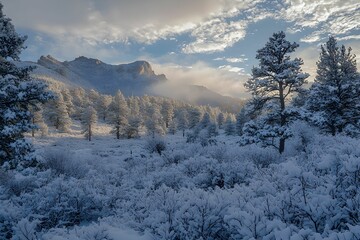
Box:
30;105;48;137
0;3;52;166
45;92;72;133
199;112;211;129
176;109;189;137
70;87;89;120
125;115;142;138
217;113;225;129
88;89;100;105
81;106;97;141
243;31;309;153
235;108;247;136
96;94;112;121
306;36;360;136
109;90;129;139
161;100;174;128
128;96;140;116
207;122;219;138
188;107;202;129
224;116;236;136
168;119;177;135
60;88;75;117
145;103;166;138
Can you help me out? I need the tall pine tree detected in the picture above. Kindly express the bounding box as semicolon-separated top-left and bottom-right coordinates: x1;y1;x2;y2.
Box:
109;90;129;139
81;106;97;141
306;36;360;136
243;31;308;153
0;3;52;167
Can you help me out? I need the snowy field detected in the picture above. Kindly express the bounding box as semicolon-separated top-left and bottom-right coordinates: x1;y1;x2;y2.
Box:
1;121;359;239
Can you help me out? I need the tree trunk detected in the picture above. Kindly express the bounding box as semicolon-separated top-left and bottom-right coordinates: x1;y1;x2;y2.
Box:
116;126;120;139
279;138;285;154
279;82;286;154
32;116;35;137
88;124;92;141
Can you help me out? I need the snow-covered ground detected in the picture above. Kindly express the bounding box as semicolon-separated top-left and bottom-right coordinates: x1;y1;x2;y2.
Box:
2;121;360;239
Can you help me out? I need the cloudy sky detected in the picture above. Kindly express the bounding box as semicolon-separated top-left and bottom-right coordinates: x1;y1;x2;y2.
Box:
3;0;360;98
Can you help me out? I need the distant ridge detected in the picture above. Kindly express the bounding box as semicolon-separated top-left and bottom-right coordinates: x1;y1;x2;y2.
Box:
27;55;244;112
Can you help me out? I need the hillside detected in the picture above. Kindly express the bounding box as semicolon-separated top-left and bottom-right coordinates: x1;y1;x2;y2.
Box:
28;55;244;112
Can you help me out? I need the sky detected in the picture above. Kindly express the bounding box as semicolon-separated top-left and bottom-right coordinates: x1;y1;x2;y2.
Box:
2;0;360;98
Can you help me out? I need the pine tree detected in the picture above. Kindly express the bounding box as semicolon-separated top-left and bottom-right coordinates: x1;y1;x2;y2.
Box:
125;115;142;138
145;103;166;138
199;112;211;129
45;92;72;133
61;88;75;117
243;31;308;153
306;36;360;136
224;116;236;136
168;119;177;135
176;109;189;137
161;100;174;128
0;3;52;166
30;104;48;137
88;89;100;105
81;106;97;141
188;107;202;129
109;90;129;139
96;94;112;121
235;108;248;136
128;96;141;116
207;122;219;138
71;87;89;120
217;113;225;129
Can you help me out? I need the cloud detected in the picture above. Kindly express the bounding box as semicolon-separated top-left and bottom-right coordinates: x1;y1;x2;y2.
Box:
4;0;269;54
182;19;248;54
218;65;248;74
151;61;249;98
3;0;244;45
214;57;248;63
281;0;360;43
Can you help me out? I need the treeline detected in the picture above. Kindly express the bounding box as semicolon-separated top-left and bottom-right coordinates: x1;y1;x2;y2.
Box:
31;86;242;141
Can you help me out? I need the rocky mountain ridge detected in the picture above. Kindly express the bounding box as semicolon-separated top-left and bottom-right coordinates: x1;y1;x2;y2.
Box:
30;55;244;112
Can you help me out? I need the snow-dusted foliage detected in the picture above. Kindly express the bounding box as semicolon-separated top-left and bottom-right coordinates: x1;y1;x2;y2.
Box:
2;123;360;239
145;103;166;138
0;3;52;167
44;92;72;133
81;105;97;141
306;36;360;136
109;90;129;139
29;104;48;137
243;31;309;153
2;8;360;238
224;116;236;136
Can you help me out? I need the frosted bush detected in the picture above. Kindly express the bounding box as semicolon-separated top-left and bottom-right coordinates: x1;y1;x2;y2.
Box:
43;150;89;178
145;137;166;155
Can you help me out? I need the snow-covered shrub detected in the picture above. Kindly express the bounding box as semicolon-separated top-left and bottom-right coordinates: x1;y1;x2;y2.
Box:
1;171;37;197
12;218;39;240
43;150;89;178
145;137;166;155
286;120;318;154
175;188;229;239
241;144;279;168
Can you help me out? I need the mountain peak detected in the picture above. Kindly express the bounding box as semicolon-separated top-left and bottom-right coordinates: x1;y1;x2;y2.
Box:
38;55;61;66
72;56;103;65
115;60;155;76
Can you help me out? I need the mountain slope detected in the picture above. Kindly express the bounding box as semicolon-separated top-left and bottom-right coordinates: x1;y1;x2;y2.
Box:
30;55;244;111
36;55;166;96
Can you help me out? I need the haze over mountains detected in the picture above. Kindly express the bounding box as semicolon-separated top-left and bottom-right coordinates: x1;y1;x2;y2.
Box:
27;55;244;112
